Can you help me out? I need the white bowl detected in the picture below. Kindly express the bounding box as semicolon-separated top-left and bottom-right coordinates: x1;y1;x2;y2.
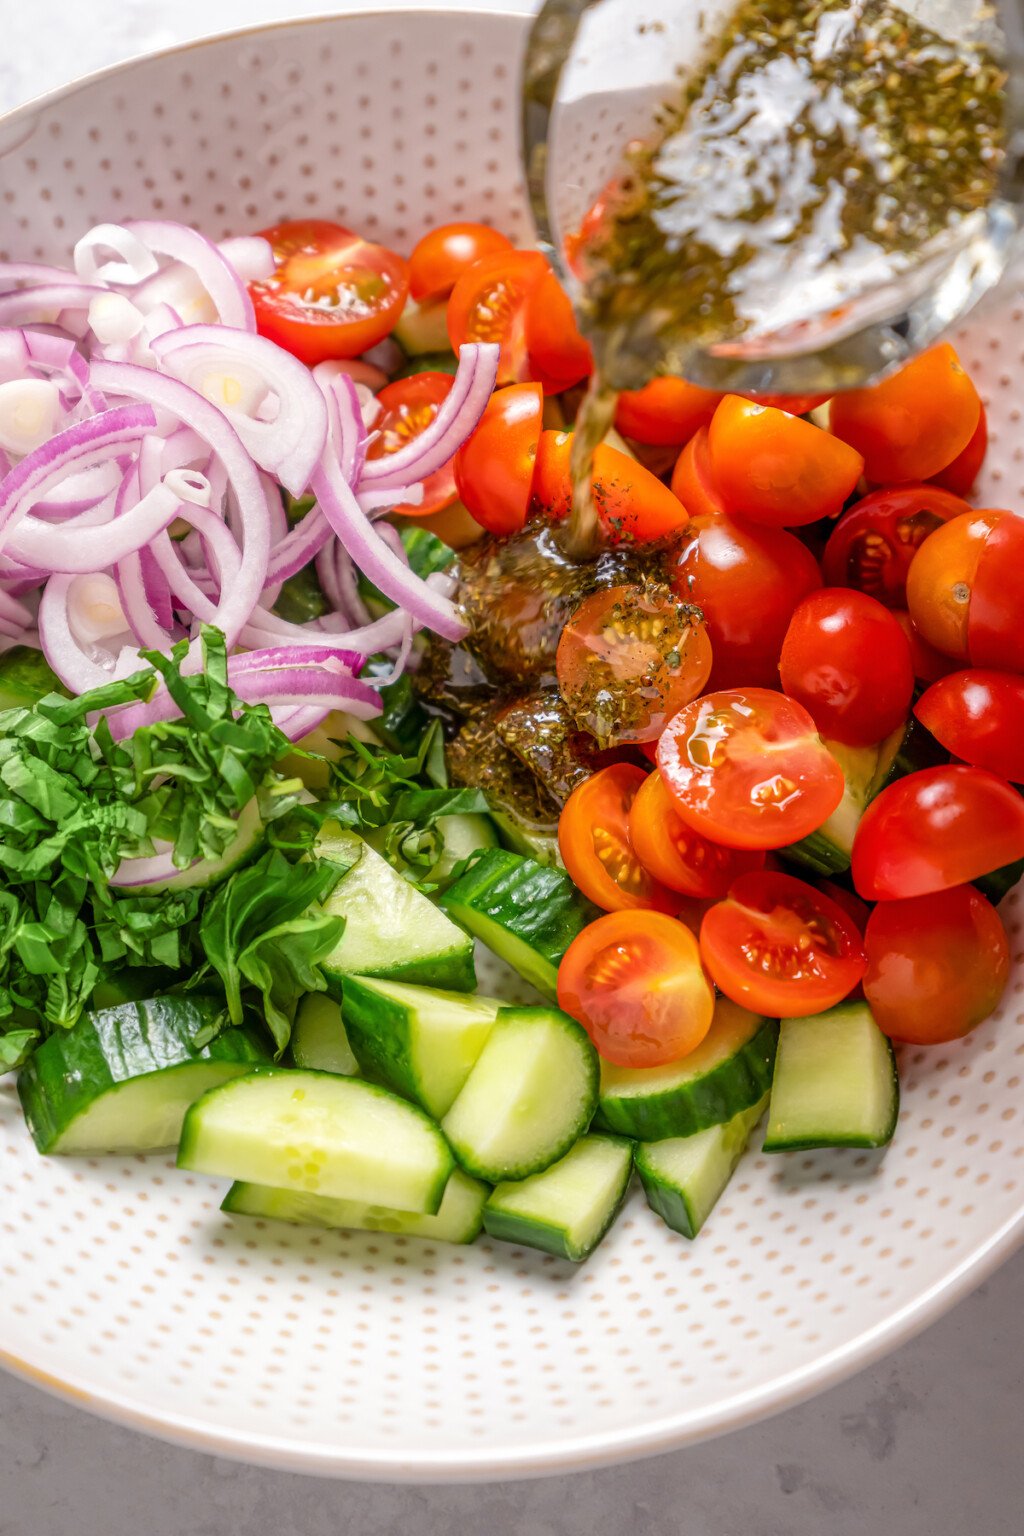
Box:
1;5;1024;1483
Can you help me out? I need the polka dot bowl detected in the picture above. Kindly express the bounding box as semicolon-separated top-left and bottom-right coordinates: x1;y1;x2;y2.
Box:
1;5;1023;1482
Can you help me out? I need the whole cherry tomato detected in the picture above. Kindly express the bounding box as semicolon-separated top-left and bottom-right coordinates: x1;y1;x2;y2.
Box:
830;344;981;483
779;588;914;747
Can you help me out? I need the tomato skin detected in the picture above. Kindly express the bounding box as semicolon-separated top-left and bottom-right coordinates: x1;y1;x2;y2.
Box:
453;383;543;536
707;395;864;526
821;484;970;608
532;429;573;521
670;427;727;518
966;511;1024;674
851;765;1024;900
557;909;715;1067
830;344;981;483
529;431;690;542
893;610;958;685
408;221;513;303
615;378;722;447
657;688;845;850
779;588;914;747
905;507;1024;666
699;871;866;1017
915;670;1024;784
863;885;1009;1044
558;764;679;915
366;372;456;517
629;768;765;896
931;403;988;496
447;251;548;385
522;268;593;392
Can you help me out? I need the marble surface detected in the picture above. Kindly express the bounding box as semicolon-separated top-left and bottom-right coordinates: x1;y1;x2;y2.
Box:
1;2;1022;1527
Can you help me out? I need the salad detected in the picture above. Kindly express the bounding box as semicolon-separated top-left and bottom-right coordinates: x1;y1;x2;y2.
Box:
0;213;1020;1263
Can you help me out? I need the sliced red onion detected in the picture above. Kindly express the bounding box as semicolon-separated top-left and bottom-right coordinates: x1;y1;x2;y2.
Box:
241;601;414;657
38;573;127;692
0;284;106;328
123;221;256;331
0;378;63;457
7;470;193;573
218;236;275;283
272;704;333;742
74;224;161;286
229;642;364;675
0;587;32;632
357;343;497;489
313;357;389;395
265;504;332;585
88;292;146;347
359;482;426;518
0;262;88;289
31;461;122;519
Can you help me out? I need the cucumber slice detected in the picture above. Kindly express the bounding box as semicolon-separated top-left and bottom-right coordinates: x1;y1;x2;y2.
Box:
341;975;502;1118
427;812;499;886
133;798;265;893
317;825;476;993
441;849;597;1000
483;1134;633;1262
291;994;359;1076
598;1000;778;1141
781;724;906;875
222;1166;487;1245
178;1068;455;1214
17;996;270;1155
0;644;65;710
442;1006;599;1182
392;297;454;357
764;1001;899;1151
636;1092;769;1239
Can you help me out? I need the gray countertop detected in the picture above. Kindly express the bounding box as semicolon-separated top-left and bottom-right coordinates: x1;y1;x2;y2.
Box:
1;4;1022;1529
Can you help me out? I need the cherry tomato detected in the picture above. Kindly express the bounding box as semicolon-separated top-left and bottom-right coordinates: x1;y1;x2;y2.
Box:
447;250;548;384
744;392;830;416
965;510;1024;673
707;395;864;526
830;344;982;483
670;427;727;518
657;688;845;850
893;610;958;685
672;514;822;689
779;588;914;747
863;885;1009;1044
251;219;409;365
557;909;715;1067
700;871;866;1016
931;403;988;497
915;670;1024;784
629;768;765;897
522;268;593;393
817;880;871;935
821;484;970;607
453;382;543;536
408;221;513;303
851;765;1024;900
529;430;690;542
614;378;722;447
558;765;679;915
365;372;456;517
905;507;1024;671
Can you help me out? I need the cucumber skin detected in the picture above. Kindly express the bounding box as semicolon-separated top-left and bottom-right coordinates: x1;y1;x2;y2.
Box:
482;1136;634;1262
222;1168;487;1244
598;1017;779;1141
762;1003;900;1152
635;1096;767;1240
324;947;476;997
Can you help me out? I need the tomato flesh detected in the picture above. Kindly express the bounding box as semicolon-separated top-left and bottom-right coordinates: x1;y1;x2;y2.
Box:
915;670;1024;784
408;221;513;303
829;343;981;484
522;268;593;392
446;250;548;385
822;484;970;608
453;382;544;535
779;587;914;747
615;378;721;447
558;764;678;915
530;431;690;542
366;371;456;517
707;395;864;526
629;768;765;897
966;511;1024;674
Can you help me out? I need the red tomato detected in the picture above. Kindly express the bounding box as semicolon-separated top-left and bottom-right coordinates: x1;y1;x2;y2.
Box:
779;588;914;747
447;250;548;385
251;219;409;365
700;871;866;1016
672;515;822;689
966;511;1024;673
522;268;593;392
915;670;1024;784
629;768;765;896
931;403;988;497
557;909;715;1067
830;344;982;483
817;880;871;935
707;395;864;526
453;383;543;536
851;765;1024;900
614;378;722;447
670;428;727;518
821;484;970;607
743;392;830;415
366;372;456;517
893;610;958;685
905;507;1024;672
531;428;573;521
529;430;690;542
408;221;513;303
863;885;1009;1044
657;688;845;850
558;764;679;915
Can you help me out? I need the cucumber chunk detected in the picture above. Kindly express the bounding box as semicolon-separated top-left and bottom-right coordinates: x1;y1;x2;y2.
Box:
178;1068;455;1214
222;1166;487;1245
291;994;359;1076
392;297;454;357
636;1092;769;1239
781;725;906;876
441;849;598;1000
764;1000;899;1151
598;999;778;1141
483;1134;633;1262
341;975;502;1118
17;996;270;1155
442;1006;599;1182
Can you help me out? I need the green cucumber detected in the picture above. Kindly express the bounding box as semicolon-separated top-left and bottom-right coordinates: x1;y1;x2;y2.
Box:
392;297;454;357
178;1068;455;1214
0;645;65;710
763;1000;899;1151
483;1134;633;1262
341;975;502;1118
441;850;598;1000
442;1006;599;1182
636;1092;769;1239
426;812;499;886
222;1166;487;1244
598;1000;778;1141
17;996;270;1155
490;806;563;868
781;725;906;876
291;994;359;1076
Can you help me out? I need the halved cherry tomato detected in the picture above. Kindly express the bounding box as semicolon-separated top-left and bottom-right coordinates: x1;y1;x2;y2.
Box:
629;768;765;897
821;484;970;607
453;382;544;535
931;402;988;497
904;507;1024;670
557;909;715;1066
447;250;548;384
614;378;722;447
531;428;572;520
707;395;864;526
251;219;409;364
522;268;593;393
779;588;914;747
744;392;830;416
657;688;845;850
700;871;866;1016
966;511;1024;673
408;221;513;304
672;515;822;689
851;765;1024;900
915;670;1024;784
530;430;690;542
830;344;981;484
863;885;1009;1044
670;427;727;518
893;610;958;685
366;372;456;517
558;765;679;915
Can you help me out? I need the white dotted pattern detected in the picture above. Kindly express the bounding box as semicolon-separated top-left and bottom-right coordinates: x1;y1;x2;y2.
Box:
0;9;1023;1481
